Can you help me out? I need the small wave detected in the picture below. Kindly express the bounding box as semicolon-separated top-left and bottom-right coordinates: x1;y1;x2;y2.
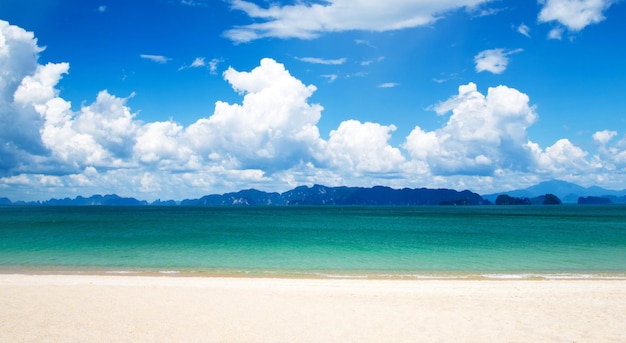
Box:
105;270;137;274
480;273;626;280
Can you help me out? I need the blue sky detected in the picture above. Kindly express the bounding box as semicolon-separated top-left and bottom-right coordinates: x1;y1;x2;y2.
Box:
1;0;625;201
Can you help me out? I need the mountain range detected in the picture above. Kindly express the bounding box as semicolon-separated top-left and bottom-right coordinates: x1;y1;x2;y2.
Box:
1;180;624;206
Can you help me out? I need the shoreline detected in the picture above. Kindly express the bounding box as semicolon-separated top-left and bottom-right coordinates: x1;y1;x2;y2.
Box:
2;273;625;342
2;266;626;280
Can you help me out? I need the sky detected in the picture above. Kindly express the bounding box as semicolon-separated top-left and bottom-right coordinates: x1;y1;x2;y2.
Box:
1;0;625;201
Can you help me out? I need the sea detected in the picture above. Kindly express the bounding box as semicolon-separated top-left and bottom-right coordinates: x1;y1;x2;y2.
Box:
1;205;625;279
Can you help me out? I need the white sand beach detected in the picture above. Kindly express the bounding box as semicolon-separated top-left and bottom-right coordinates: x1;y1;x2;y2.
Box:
1;274;625;342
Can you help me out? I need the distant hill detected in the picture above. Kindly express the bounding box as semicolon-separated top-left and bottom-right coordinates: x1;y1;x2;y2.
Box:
41;194;147;206
483;180;626;204
181;185;488;206
181;189;284;206
4;181;625;206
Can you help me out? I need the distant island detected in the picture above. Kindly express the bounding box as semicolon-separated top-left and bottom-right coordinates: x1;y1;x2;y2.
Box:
1;180;625;206
3;185;487;207
495;194;562;205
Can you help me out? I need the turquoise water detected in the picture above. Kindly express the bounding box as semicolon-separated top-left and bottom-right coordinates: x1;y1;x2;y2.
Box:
0;205;625;277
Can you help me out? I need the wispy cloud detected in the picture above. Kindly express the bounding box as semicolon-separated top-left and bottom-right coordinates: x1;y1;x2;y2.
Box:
180;0;206;6
140;54;172;64
225;0;494;43
355;39;376;48
322;74;338;83
208;58;224;74
378;82;399;88
361;56;385;66
517;23;530;37
296;57;346;65
98;5;107;13
179;57;224;74
432;73;459;84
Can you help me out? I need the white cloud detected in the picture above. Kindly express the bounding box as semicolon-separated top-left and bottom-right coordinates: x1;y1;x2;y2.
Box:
538;0;617;32
533;139;590;174
593;130;617;144
592;131;626;171
517;23;531;37
321;74;338;83
547;27;564;39
361;56;385;66
73;91;139;159
355;39;376;48
404;82;538;175
224;0;493;42
134;121;190;166
185;58;325;170
190;57;205;68
208;58;223;74
140;54;172;64
474;48;523;74
179;57;205;71
98;5;107;13
181;0;207;6
326;120;405;173
296;57;347;65
1;20;57;174
378;82;399;88
179;57;223;74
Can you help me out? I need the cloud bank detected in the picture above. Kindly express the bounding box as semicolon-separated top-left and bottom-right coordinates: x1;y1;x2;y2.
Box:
1;20;624;200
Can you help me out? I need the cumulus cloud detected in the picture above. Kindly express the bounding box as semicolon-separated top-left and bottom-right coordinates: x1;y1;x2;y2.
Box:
474;48;523;74
531;139;590;174
140;54;172;64
538;0;617;32
224;0;492;42
593;130;617;144
592;130;626;171
0;21;51;174
326;120;405;173
404;82;538;175
185;58;325;170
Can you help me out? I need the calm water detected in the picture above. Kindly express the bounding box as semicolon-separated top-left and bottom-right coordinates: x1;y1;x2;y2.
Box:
1;205;625;278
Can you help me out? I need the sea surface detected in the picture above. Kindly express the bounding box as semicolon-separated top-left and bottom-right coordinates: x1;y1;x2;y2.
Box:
1;205;625;278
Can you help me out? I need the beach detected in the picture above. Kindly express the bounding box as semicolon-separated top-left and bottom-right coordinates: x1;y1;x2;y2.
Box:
1;274;625;342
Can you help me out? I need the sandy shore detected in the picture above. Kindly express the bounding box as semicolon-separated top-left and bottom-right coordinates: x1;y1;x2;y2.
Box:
1;274;625;342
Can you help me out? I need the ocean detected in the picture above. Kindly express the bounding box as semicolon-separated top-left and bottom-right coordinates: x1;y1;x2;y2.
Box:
1;205;625;278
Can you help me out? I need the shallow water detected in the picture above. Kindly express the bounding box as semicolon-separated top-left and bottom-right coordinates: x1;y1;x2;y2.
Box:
1;205;625;278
